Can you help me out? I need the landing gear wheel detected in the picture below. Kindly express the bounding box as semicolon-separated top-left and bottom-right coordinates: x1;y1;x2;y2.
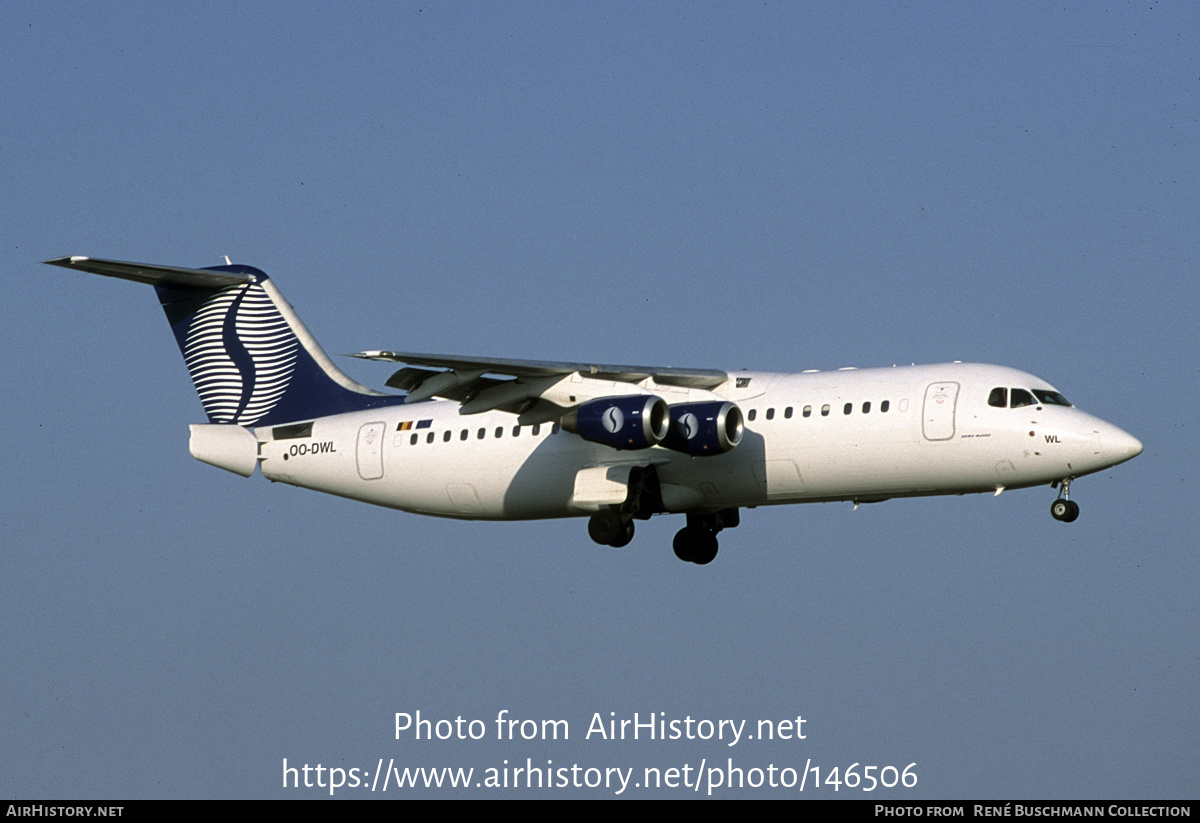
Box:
673;528;696;562
588;510;625;545
691;534;718;565
673;527;718;564
1050;499;1080;522
609;521;635;548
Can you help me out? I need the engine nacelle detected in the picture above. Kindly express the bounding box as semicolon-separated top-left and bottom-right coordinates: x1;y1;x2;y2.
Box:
561;395;670;450
662;401;744;456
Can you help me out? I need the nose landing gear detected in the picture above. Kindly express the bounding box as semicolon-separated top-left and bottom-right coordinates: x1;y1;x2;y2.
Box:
1051;478;1080;522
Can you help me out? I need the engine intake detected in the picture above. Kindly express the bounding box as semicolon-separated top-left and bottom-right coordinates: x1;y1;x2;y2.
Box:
662;401;743;456
561;395;669;450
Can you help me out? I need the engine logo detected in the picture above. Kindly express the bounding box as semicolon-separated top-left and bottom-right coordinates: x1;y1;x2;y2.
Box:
678;412;699;440
602;406;625;433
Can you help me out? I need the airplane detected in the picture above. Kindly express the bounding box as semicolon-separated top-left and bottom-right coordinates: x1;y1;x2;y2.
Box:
47;255;1144;564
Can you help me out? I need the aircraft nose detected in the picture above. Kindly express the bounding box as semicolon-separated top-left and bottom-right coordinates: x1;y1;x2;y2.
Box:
1099;424;1143;465
1122;432;1144;460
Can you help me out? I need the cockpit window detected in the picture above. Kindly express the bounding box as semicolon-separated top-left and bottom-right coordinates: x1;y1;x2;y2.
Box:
1010;388;1036;408
990;386;1070;409
1032;389;1071;407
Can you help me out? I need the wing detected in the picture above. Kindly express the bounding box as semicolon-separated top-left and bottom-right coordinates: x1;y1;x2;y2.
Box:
351;350;729;420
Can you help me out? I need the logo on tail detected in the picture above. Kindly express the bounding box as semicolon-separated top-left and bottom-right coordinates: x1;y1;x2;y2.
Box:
183;283;299;425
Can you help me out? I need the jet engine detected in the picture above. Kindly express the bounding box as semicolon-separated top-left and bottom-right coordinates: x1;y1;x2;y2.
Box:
560;395;670;450
662;400;744;456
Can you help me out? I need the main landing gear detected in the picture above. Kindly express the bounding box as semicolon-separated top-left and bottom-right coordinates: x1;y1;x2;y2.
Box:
1050;478;1080;523
587;466;661;549
588;509;636;548
584;466;739;565
589;507;741;564
673;509;739;565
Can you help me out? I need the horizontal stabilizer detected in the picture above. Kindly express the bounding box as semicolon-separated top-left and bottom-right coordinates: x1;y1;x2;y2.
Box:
45;256;254;289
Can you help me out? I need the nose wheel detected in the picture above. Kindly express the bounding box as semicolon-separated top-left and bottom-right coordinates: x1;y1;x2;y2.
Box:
1051;499;1080;522
1050;478;1080;522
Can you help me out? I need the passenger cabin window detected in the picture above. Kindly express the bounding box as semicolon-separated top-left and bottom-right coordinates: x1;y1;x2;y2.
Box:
785;406;793;419
821;404;830;417
443;431;451;442
862;401;871;413
766;408;775;420
880;400;890;412
803;405;812;418
843;403;852;415
747;409;757;421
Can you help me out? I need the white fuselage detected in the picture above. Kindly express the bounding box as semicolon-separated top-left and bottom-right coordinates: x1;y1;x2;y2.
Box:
254;362;1142;521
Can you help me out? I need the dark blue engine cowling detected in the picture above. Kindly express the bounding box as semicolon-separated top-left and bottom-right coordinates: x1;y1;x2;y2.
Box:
662;401;744;456
561;395;670;450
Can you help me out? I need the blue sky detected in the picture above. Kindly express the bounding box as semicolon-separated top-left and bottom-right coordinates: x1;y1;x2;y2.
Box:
2;1;1196;798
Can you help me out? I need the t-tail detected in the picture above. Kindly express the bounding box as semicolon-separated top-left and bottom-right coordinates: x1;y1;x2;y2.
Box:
45;256;407;428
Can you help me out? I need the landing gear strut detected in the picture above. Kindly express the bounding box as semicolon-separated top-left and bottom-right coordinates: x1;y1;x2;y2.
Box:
1050;478;1080;523
673;509;739;565
586;466;662;548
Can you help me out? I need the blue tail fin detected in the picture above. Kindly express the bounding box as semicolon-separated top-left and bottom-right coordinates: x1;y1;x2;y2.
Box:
47;256;406;427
